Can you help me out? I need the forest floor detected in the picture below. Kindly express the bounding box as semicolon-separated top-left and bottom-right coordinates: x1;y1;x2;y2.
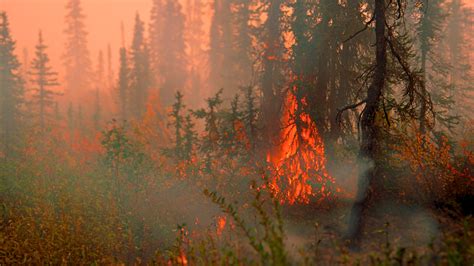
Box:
282;197;453;262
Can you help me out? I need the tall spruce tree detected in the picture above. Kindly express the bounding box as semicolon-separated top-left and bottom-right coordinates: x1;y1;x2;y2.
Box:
107;44;114;90
335;0;369;140
117;47;129;121
161;0;187;105
63;0;91;100
167;91;185;160
0;12;24;157
186;0;207;106
258;0;285;150
29;31;60;132
149;0;164;84
232;0;253;84
341;0;430;244
209;0;234;96
446;0;473;122
93;50;104;130
93;87;101;131
149;0;187;105
415;0;456;133
96;50;105;89
345;0;389;245
130;13;151;119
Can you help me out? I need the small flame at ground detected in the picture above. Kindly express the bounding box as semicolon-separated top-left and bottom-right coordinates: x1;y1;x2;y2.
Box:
216;215;227;236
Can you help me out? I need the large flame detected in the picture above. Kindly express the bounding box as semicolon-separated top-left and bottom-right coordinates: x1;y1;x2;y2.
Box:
267;91;336;204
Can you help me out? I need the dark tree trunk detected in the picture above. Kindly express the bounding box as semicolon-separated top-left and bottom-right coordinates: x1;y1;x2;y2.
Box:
420;39;428;134
261;0;283;152
346;0;387;244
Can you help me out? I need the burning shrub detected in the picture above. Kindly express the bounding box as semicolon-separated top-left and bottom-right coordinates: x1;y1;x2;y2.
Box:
394;132;473;212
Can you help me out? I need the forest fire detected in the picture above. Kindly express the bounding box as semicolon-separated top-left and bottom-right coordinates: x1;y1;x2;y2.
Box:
1;0;473;264
267;92;336;204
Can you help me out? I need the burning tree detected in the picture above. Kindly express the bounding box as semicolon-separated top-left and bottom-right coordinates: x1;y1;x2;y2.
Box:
267;91;336;204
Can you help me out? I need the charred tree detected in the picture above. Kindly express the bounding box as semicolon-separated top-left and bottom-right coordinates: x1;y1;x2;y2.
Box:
258;0;285;152
346;0;387;244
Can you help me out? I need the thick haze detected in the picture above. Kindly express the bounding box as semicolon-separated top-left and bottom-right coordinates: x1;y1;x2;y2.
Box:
1;0;472;87
1;0;153;82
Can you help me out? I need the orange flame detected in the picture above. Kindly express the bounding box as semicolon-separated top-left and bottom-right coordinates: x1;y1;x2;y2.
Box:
267;91;335;204
216;215;227;236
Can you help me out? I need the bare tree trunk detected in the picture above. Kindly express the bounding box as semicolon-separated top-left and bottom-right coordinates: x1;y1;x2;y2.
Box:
420;40;428;134
346;0;387;245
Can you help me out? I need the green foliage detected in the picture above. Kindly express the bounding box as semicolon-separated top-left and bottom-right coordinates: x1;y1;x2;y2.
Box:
193;89;224;172
101;120;147;193
242;85;258;150
165;91;186;161
183;114;197;161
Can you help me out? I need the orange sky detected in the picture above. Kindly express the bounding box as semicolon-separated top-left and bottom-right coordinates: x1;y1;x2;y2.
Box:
1;0;152;80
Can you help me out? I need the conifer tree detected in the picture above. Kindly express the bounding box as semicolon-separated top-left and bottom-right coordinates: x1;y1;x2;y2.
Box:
107;44;114;90
161;0;187;105
149;0;187;105
186;0;207;106
0;12;24;157
93;87;101;131
182;114;196;161
29;31;60;132
232;0;253;84
335;0;369;140
193;89;223;172
96;50;105;89
149;0;164;82
209;0;234;95
20;47;29;85
258;0;285;150
67;102;74;131
130;13;151;119
242;85;257;149
93;51;104;130
227;94;242;148
117;47;129;121
290;1;339;139
415;0;455;133
63;0;91;100
345;0;389;245
168;91;185;160
446;0;473;121
340;0;430;244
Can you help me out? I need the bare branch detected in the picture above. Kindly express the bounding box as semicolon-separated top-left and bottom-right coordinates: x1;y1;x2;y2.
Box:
343;14;375;43
336;99;367;125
